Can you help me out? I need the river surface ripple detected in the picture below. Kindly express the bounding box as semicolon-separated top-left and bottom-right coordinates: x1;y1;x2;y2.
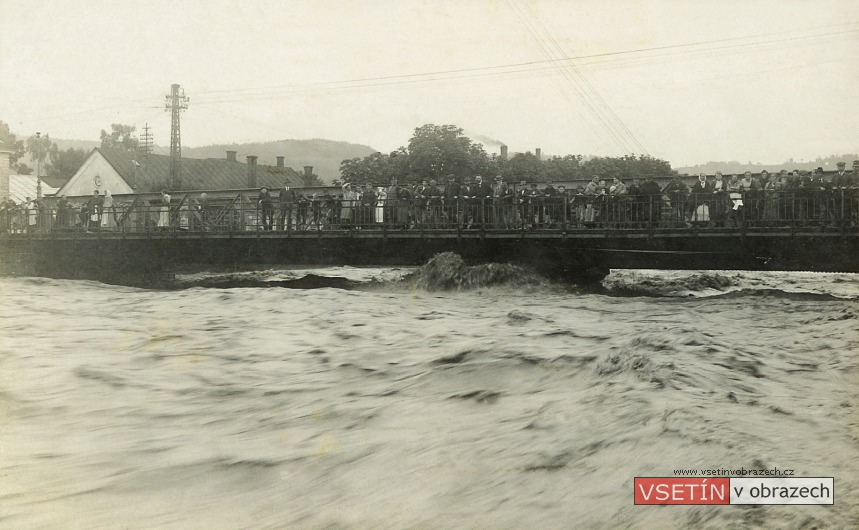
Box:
0;270;857;529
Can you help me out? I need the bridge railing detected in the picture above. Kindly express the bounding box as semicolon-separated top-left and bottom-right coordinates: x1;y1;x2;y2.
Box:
1;190;857;235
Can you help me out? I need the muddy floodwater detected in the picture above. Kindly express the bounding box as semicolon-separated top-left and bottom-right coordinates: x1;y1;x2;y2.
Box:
1;260;857;529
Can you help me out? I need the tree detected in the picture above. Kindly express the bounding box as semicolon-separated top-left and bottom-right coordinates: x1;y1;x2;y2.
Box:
504;152;545;182
339;123;679;186
0;121;27;171
580;154;674;180
543;155;582;181
48;145;88;179
26;133;54;177
407;124;476;180
100;123;139;152
339;147;412;186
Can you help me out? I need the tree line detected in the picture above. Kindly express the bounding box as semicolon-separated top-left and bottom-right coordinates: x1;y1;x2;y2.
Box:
338;124;676;186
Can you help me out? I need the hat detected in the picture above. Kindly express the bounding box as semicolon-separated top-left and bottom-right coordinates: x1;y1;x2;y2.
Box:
494;175;502;181
446;174;455;180
836;161;846;167
429;179;436;185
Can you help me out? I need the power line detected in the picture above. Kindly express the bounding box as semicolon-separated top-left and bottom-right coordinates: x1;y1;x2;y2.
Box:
19;24;859;128
505;0;640;153
515;0;650;154
189;26;858;102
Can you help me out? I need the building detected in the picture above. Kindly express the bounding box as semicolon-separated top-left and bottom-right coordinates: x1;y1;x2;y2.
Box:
8;175;59;203
57;148;306;197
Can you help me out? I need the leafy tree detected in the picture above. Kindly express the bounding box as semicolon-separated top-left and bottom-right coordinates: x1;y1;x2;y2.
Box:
504;152;545;182
338;124;677;186
48;145;88;179
15;163;33;175
407;124;476;180
543;155;582;181
580;154;674;180
26;133;54;177
100;123;139;152
0;121;26;170
339;147;412;186
467;144;501;179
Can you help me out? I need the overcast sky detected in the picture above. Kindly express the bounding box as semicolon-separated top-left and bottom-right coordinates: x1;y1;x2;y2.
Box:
2;0;857;166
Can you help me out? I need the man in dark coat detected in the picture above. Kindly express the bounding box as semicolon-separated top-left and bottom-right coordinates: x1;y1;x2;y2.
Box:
810;167;832;224
278;185;297;230
639;176;663;226
360;184;377;227
472;175;494;228
442;174;461;228
426;179;443;228
413;179;429;227
87;190;104;231
832;161;855;226
258;187;274;230
662;177;690;226
690;173;714;225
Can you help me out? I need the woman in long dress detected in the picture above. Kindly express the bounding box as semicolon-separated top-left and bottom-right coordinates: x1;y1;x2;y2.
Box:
158;190;171;228
375;188;387;224
340;183;355;228
101;190;116;229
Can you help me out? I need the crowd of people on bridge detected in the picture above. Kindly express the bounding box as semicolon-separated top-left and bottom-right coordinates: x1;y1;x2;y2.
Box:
2;160;857;234
254;160;857;231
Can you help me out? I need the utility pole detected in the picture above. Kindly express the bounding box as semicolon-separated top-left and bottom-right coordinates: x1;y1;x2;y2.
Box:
34;132;45;199
165;84;189;189
140;122;153;158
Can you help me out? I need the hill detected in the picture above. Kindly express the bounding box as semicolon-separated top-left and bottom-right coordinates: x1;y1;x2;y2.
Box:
182;139;377;183
674;154;858;175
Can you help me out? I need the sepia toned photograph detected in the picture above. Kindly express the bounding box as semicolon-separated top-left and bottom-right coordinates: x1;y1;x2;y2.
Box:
1;0;857;528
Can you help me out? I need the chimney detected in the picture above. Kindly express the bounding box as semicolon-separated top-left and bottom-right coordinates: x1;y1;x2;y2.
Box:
0;140;11;202
303;166;313;182
276;156;285;168
247;155;258;188
535;148;542;161
226;150;237;162
500;145;508;160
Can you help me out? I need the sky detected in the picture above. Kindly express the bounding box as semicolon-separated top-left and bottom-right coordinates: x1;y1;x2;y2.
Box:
1;0;858;167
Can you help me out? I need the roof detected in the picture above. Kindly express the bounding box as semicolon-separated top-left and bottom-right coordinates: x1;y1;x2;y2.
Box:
97;148;305;192
9;175;59;203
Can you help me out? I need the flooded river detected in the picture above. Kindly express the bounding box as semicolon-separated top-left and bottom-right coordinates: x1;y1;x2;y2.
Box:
1;258;857;528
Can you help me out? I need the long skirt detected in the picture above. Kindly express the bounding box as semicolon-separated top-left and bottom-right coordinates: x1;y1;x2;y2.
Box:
158;207;170;227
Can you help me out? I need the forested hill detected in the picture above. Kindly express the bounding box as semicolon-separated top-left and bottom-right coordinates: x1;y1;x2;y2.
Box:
674;154;859;175
182;140;377;183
